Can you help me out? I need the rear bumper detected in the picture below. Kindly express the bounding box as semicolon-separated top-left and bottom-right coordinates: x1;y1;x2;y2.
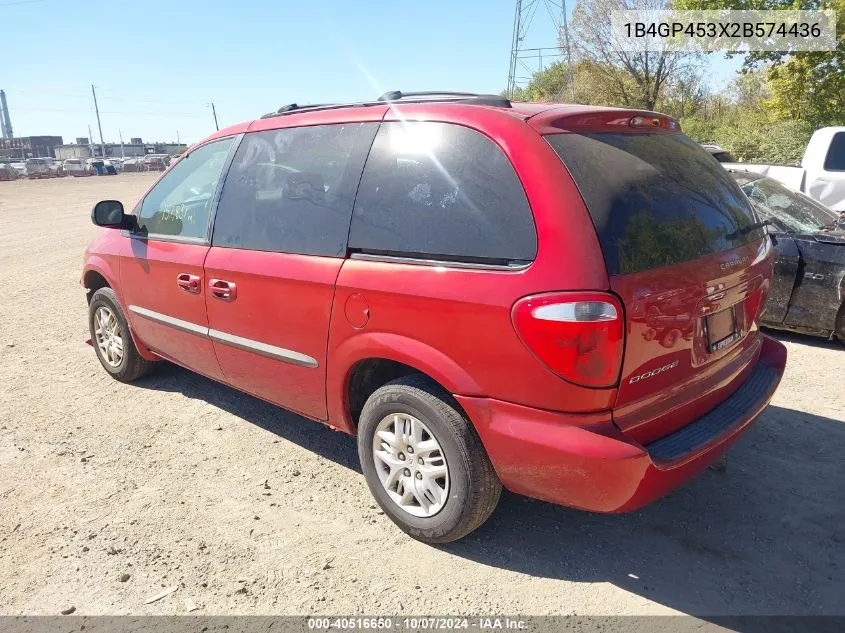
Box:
457;335;787;513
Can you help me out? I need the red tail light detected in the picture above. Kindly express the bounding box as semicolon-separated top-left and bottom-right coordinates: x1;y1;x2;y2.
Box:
512;292;624;388
746;286;767;325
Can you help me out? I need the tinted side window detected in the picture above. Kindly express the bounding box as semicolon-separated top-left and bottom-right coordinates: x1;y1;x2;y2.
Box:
138;138;233;240
348;122;536;263
823;132;845;171
212;123;378;256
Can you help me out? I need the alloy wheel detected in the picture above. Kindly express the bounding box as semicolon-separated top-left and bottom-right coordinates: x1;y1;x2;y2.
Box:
93;306;124;368
372;413;450;517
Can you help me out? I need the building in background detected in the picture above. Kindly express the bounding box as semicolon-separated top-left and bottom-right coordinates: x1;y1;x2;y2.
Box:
54;139;188;160
0;136;64;160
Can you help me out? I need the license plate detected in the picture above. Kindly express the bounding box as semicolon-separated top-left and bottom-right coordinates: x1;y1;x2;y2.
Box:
706;307;738;352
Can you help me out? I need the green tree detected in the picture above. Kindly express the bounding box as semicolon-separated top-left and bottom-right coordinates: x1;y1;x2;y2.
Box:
675;0;845;127
508;60;632;104
569;0;701;110
657;67;709;118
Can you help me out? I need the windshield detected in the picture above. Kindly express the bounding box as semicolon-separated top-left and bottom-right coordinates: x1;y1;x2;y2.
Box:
740;177;837;234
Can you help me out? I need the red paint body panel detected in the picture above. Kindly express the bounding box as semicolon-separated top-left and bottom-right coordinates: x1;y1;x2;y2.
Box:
459;335;785;512
120;239;223;381
82;237;158;361
330;259;616;417
325;105;616;429
610;238;774;444
526;105;680;135
203;248;341;420
81;99;789;518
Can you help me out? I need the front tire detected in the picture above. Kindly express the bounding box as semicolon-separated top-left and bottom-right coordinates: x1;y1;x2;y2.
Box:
357;375;501;544
88;287;156;382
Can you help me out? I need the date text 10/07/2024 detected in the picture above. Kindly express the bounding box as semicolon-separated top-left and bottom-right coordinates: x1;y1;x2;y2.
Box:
307;617;527;630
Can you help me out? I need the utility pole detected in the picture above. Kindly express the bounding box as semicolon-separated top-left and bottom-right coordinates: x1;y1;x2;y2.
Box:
507;0;523;98
210;102;219;131
91;84;106;158
88;125;94;158
119;129;125;159
561;0;576;101
507;0;576;101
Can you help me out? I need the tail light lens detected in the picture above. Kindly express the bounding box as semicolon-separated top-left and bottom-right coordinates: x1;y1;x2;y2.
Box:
746;286;768;325
512;292;624;388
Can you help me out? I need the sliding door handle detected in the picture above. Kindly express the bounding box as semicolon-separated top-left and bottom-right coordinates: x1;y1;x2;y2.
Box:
209;278;237;301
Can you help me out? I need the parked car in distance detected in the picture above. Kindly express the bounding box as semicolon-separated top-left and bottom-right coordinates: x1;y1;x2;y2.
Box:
0;164;18;181
724;127;845;211
143;153;170;171
730;169;845;342
49;158;65;177
701;143;735;163
24;157;53;178
88;159;117;176
120;157;146;172
82;92;786;543
64;158;93;177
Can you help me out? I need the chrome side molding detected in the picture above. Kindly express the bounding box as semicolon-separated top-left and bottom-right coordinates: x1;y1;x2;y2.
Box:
128;305;318;369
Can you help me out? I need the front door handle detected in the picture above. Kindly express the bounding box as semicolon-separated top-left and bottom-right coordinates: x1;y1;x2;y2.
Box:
176;273;201;294
209;278;237;301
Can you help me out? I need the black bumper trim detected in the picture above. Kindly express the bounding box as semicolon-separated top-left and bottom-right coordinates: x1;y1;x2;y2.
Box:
645;360;779;463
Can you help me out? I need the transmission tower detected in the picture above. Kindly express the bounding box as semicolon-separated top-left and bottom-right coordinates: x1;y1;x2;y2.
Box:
506;0;576;101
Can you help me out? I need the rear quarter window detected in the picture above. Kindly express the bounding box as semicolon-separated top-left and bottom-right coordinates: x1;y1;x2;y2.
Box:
823;132;845;171
348;121;537;264
546;132;764;275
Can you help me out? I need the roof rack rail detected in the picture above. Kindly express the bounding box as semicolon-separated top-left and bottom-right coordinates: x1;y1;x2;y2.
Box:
260;102;342;119
259;91;513;120
377;91;512;108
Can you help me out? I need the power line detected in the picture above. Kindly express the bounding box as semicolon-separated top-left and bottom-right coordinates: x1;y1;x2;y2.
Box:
23;107;207;118
0;0;51;7
507;0;575;100
17;88;212;111
96;90;209;108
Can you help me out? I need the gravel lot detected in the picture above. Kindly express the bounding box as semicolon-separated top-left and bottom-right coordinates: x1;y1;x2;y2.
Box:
1;175;843;618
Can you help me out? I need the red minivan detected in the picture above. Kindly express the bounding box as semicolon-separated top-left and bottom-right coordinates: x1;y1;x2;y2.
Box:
82;92;786;543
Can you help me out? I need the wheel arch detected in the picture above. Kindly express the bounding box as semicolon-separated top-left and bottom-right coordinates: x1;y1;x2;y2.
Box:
83;261;157;361
82;259;119;302
327;333;483;434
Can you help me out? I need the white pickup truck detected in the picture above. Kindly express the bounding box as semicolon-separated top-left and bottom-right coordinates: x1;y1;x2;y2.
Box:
724;126;845;211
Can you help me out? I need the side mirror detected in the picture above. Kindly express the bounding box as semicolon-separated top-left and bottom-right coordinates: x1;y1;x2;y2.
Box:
91;200;126;228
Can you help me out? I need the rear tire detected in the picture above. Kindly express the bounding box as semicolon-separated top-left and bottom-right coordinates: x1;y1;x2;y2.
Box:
357;374;501;544
88;287;156;382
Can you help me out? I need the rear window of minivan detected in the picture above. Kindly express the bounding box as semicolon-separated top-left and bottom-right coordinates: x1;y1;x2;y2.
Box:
546;132;764;276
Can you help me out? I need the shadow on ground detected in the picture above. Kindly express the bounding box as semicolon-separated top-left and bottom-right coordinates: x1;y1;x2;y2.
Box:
135;363;845;619
764;328;843;351
138;363;360;472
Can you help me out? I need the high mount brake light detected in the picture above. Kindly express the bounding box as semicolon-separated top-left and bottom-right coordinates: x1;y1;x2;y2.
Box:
512;292;624;388
628;115;678;130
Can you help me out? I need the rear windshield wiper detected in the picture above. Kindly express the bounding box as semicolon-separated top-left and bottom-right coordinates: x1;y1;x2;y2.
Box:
726;220;772;240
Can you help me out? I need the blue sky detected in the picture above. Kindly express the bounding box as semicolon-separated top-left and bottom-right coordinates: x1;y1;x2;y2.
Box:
2;0;742;144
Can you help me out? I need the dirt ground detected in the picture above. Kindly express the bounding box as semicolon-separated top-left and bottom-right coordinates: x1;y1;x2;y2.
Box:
0;174;843;618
